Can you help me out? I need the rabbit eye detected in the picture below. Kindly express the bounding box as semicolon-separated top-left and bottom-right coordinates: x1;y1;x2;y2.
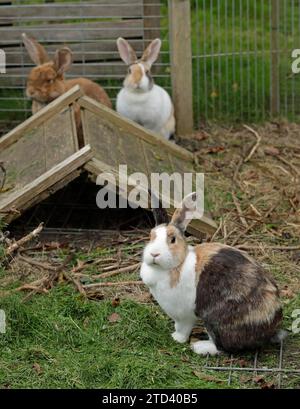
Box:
128;67;132;74
170;236;176;244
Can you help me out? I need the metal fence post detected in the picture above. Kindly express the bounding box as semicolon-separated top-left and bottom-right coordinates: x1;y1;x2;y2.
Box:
271;0;280;116
168;0;194;136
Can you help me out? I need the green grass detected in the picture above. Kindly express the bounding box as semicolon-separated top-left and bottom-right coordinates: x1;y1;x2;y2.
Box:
0;287;237;389
0;280;299;389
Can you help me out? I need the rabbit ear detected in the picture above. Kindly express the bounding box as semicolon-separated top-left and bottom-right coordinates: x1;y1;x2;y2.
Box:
117;37;137;65
22;33;50;66
54;48;72;75
170;192;198;232
141;38;161;67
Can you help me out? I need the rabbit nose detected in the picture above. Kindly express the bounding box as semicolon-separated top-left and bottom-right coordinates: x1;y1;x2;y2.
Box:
151;252;160;258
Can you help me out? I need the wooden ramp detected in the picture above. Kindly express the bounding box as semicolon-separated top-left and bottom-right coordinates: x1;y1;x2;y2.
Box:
0;86;217;237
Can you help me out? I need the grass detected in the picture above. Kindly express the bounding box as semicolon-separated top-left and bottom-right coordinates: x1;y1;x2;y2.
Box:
0;287;236;389
1;275;299;389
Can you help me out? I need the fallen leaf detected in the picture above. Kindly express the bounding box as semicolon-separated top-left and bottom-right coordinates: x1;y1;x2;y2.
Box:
252;375;275;389
253;375;265;384
197;146;225;155
237;359;249;368
264;146;280;156
32;363;42;375
112;297;120;308
193;131;208;141
261;381;275;389
158;349;172;356
107;312;121;323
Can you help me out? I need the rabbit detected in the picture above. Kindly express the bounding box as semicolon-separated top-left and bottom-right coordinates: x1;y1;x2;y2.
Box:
116;37;175;140
22;33;112;143
140;193;284;355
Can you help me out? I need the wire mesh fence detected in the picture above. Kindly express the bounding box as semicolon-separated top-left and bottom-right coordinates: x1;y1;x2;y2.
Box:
191;0;300;124
1;1;300;132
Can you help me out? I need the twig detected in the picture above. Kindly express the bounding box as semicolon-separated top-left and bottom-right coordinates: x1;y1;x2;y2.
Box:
17;255;57;271
71;257;117;273
0;161;6;191
98;263;141;279
16;284;48;293
231;192;249;228
83;281;144;289
249;204;262;217
230;202;278;247
243;124;262;163
233;157;244;185
63;272;86;297
6;223;44;256
236;245;300;251
276;155;300;176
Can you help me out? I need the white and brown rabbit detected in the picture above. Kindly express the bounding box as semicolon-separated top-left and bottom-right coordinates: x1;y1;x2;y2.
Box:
22;33;112;140
116;38;175;140
141;193;284;355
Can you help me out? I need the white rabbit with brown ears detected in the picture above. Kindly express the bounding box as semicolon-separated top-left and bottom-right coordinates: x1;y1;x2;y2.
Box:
116;38;175;140
140;193;285;355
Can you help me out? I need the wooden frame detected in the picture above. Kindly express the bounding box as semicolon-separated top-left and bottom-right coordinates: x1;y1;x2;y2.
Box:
79;95;194;161
78;96;217;236
0;85;217;237
168;0;194;136
1;146;92;223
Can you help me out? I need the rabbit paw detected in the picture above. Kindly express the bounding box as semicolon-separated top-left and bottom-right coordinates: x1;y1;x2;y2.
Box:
172;331;189;343
191;340;220;356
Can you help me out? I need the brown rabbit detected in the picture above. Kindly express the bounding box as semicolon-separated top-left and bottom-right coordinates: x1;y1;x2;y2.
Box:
22;33;112;143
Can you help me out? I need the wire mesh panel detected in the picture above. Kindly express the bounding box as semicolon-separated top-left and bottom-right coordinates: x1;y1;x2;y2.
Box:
0;0;170;134
191;0;300;124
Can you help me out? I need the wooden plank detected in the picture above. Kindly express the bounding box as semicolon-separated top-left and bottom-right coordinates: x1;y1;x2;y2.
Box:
78;96;194;161
143;0;161;46
1;63;127;80
80;98;216;235
0;63;164;86
0;20;144;43
0;2;143;24
0;108;77;199
0;145;92;216
4;169;82;224
3;40;145;65
0;85;82;151
168;0;194;136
